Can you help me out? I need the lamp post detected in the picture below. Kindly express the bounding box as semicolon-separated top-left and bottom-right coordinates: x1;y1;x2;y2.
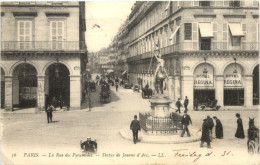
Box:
203;58;208;77
233;58;237;74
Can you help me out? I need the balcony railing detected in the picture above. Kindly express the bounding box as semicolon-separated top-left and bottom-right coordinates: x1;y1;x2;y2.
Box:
1;41;86;51
128;42;258;60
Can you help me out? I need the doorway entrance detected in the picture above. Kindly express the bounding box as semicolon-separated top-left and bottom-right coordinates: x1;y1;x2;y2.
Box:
253;65;259;105
45;63;70;109
1;68;5;108
13;63;37;108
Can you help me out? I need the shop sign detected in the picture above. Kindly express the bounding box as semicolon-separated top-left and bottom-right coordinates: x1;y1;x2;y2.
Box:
194;63;214;87
194;74;214;87
224;74;242;87
183;65;190;70
224;64;243;87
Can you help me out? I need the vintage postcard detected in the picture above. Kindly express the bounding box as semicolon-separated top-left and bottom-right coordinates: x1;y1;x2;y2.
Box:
1;1;259;165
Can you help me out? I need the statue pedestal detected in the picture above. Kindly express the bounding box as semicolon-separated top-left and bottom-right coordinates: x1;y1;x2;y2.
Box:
139;94;183;135
149;94;172;118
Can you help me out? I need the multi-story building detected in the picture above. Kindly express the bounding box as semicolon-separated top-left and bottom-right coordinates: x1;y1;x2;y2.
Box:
1;1;87;111
120;1;259;109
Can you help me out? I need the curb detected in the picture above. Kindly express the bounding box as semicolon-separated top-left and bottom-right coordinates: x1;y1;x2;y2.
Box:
119;129;200;144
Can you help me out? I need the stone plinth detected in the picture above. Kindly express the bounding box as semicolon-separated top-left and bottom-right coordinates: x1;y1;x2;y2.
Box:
149;95;172;118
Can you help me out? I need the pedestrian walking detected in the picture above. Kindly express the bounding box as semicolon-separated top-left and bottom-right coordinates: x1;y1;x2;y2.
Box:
184;96;189;112
180;112;192;137
213;116;223;139
175;98;182;113
194;98;198;111
207;115;214;141
46;104;54;123
115;82;118;91
200;119;211;148
130;115;141;144
235;113;245;139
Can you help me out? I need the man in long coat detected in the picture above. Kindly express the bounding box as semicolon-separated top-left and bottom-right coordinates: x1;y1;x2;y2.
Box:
184;96;189;112
175;98;182;114
200;119;211;148
130;115;141;144
207;116;214;140
180;112;192;137
213;116;223;139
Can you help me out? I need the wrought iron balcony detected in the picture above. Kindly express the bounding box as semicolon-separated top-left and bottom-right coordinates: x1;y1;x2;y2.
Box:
128;42;258;62
1;41;86;51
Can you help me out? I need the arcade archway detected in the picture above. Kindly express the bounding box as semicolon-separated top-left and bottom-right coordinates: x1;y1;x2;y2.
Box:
13;63;37;108
1;68;5;108
193;63;215;105
45;63;70;109
253;65;259;105
224;63;244;106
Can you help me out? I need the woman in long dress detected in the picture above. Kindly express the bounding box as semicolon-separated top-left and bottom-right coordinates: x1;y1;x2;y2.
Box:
235;113;245;139
213;116;223;139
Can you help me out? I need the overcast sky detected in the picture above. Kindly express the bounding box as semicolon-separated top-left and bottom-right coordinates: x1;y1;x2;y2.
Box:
85;1;135;52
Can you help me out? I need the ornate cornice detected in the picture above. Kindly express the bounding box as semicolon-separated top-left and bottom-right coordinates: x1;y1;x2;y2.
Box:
45;12;70;17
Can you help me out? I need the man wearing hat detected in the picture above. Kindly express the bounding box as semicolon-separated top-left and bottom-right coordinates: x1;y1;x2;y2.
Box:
201;118;211;148
180;112;192;137
81;137;97;153
130;115;141;144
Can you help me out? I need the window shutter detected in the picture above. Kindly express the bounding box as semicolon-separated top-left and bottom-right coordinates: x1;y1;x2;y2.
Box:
241;23;246;49
253;0;258;7
240;1;244;7
212;23;218;50
223;0;229;6
192;22;198;50
211;1;216;6
193;1;199;6
222;23;228;50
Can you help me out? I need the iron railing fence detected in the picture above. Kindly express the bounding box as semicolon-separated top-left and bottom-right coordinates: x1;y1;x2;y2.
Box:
1;41;86;51
139;112;183;134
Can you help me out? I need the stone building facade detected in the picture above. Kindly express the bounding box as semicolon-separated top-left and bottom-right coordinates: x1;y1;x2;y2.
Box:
116;1;259;109
1;1;87;111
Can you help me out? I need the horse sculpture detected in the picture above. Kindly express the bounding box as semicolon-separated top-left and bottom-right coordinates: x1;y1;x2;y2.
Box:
247;118;259;155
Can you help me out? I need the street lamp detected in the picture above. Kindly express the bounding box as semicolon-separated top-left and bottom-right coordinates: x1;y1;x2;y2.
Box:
55;58;60;79
203;58;208;77
233;58;237;74
22;57;27;78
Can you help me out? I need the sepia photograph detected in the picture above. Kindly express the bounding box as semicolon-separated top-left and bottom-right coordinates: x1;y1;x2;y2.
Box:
0;1;259;164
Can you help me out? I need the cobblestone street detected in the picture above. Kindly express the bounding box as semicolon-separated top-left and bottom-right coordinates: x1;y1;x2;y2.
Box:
1;84;259;165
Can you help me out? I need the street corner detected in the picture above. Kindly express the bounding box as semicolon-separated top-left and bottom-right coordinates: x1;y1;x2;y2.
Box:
119;127;200;144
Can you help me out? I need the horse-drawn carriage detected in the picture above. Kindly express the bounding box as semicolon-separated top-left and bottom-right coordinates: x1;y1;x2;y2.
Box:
142;88;153;99
89;81;96;92
247;118;259;155
100;84;111;103
199;99;221;111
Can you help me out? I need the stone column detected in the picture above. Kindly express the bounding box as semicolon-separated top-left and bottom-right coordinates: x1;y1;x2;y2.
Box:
5;76;13;111
168;76;174;101
36;75;45;112
181;75;194;110
174;74;181;102
70;75;82;110
244;75;253;107
215;75;224;107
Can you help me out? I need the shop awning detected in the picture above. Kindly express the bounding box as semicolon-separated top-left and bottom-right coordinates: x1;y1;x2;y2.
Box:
170;26;180;40
228;23;244;37
194;87;215;90
198;23;214;38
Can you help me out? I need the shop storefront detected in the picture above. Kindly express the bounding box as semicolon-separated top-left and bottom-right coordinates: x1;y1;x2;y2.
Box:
253;65;259;105
193;63;215;105
224;63;244;106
